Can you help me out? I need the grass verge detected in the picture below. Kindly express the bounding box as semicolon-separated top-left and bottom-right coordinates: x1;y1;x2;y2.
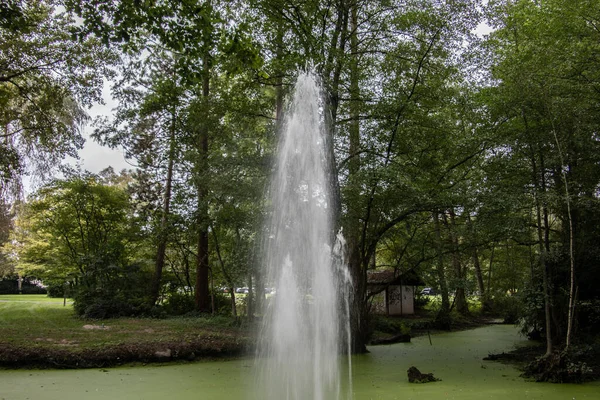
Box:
0;295;250;369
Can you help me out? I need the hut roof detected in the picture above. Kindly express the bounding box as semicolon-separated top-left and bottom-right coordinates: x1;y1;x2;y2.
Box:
367;269;425;286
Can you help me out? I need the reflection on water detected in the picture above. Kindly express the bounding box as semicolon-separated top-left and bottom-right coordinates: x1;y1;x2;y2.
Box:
1;325;598;400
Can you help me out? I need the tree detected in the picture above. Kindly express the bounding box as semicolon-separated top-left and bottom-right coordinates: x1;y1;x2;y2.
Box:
68;0;269;313
93;48;189;306
483;0;600;362
14;171;149;316
0;199;14;277
0;0;115;199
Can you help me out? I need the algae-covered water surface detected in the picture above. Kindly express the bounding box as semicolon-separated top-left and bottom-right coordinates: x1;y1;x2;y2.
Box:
1;325;598;400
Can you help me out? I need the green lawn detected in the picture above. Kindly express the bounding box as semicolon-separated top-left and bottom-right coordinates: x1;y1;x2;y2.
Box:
0;294;66;303
0;294;248;367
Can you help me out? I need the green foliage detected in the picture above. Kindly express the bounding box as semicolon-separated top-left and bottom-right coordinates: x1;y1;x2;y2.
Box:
4;0;596;352
0;1;116;198
73;263;153;318
163;292;196;316
481;0;600;350
414;294;430;310
494;295;522;325
45;281;68;298
12;172;154;317
575;301;600;341
0;199;14;277
371;315;411;336
516;283;546;336
0;277;46;295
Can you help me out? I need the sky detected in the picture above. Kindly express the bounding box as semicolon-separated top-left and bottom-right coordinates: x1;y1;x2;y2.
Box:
66;80;131;174
22;81;127;195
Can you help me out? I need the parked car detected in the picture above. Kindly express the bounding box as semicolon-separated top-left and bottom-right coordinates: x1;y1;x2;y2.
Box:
420;287;436;295
235;287;249;294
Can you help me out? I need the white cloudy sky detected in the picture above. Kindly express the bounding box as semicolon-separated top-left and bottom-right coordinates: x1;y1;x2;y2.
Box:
66;80;131;174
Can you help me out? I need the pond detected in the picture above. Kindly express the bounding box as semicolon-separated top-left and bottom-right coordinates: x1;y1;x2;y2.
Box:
1;324;598;399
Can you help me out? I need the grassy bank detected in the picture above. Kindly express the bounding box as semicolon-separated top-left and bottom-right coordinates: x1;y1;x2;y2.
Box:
0;295;249;368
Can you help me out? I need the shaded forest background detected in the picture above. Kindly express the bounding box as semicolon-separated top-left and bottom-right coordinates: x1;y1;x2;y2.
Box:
1;0;599;363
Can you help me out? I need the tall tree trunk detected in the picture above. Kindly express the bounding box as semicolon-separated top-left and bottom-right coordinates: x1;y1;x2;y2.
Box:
247;272;254;317
487;241;495;297
466;214;486;309
150;111;177;306
195;31;212;313
550;127;576;351
274;27;285;134
212;228;237;317
532;148;553;356
433;211;450;323
347;0;368;353
323;0;349;235
448;208;468;315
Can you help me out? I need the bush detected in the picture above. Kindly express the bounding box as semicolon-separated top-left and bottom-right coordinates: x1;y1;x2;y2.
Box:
491;295;522;324
371;315;411;335
214;292;238;315
73;285;151;318
414;294;430;310
162;290;241;317
514;284;546;337
20;284;47;294
577;300;600;339
46;283;66;298
72;263;153;318
0;278;18;294
0;277;47;294
163;292;196;315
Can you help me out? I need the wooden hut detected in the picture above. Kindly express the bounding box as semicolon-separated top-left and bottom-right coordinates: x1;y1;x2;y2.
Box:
367;269;425;316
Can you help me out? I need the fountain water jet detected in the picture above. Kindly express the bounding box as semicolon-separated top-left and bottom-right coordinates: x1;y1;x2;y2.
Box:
256;72;352;400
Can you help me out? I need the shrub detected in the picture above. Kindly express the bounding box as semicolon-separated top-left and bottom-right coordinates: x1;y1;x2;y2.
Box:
163;292;196;315
0;278;18;294
46;283;66;298
0;277;47;294
515;284;546;337
72;263;152;318
73;285;150;318
491;295;522;324
414;294;430;310
577;300;600;339
20;284;47;294
215;292;238;315
371;315;411;335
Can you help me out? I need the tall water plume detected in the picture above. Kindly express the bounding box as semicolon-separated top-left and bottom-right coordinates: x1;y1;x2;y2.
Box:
256;72;352;400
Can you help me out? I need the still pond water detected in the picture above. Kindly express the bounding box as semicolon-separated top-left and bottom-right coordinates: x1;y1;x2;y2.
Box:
1;325;598;400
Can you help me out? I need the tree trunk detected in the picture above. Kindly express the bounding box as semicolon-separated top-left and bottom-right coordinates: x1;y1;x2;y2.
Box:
533;149;553;356
347;1;368;354
212;228;237;317
247;272;254;317
150;111;177;306
230;288;237;318
550;127;576;351
433;211;450;324
274;27;285;134
195;224;210;312
466;214;485;300
323;0;349;236
448;208;468;315
487;242;495;295
348;246;368;353
195;35;211;313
